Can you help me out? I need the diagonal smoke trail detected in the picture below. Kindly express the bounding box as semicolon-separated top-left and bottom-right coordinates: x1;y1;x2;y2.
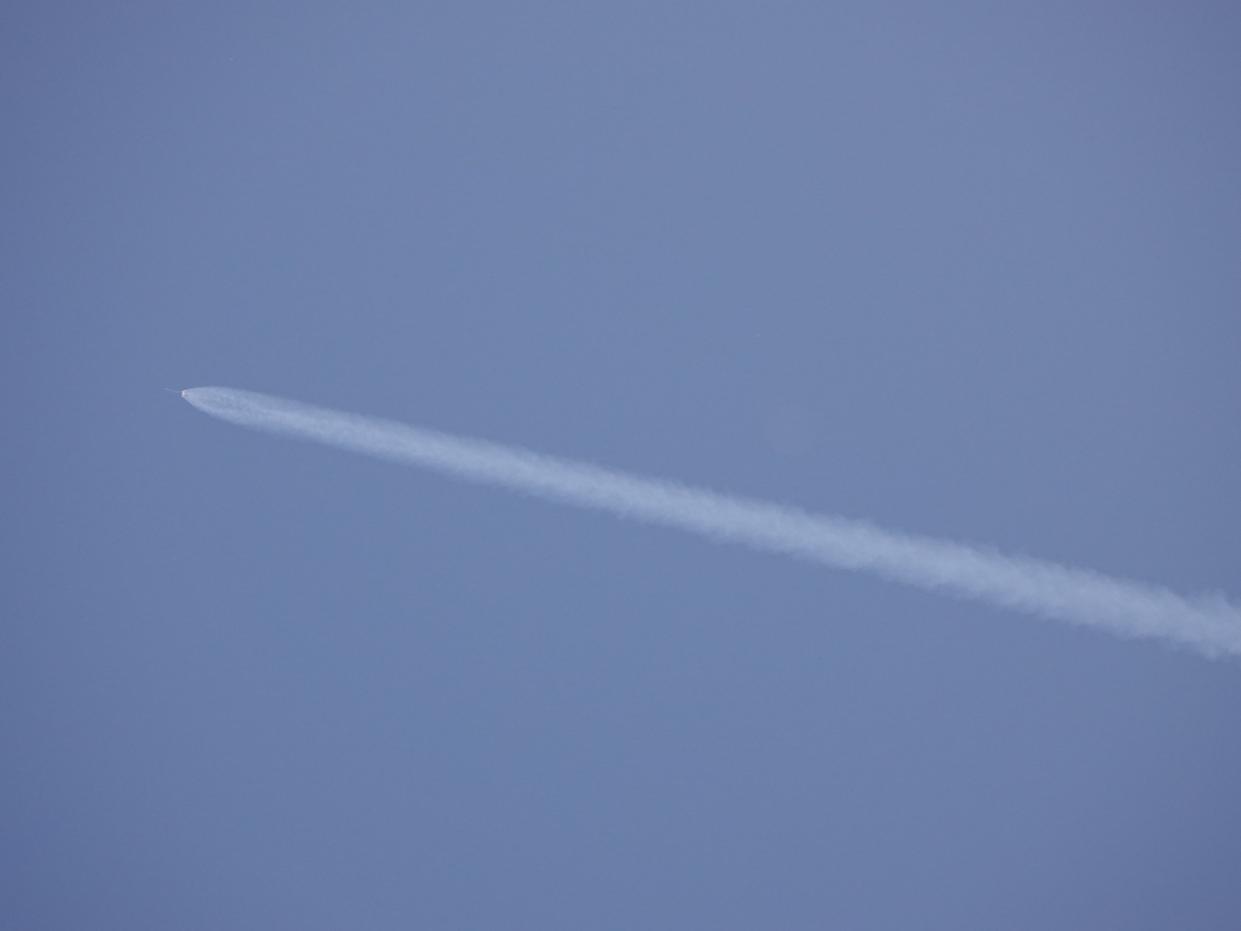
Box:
182;387;1241;660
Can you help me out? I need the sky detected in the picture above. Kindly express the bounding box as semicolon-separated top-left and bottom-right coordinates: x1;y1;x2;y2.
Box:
4;2;1241;928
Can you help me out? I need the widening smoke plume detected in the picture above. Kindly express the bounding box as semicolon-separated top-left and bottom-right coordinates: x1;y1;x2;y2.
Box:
182;387;1241;660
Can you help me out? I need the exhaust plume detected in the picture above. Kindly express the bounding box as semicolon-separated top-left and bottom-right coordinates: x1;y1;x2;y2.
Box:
182;387;1241;660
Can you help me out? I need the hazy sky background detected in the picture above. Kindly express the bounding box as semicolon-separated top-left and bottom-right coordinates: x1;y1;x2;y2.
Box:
5;3;1240;928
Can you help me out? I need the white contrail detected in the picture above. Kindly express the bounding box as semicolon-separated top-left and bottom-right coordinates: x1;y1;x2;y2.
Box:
182;387;1241;660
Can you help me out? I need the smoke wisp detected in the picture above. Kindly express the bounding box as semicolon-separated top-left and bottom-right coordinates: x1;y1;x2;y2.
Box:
182;387;1241;660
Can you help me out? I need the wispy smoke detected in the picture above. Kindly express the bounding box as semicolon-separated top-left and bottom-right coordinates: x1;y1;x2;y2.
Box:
182;387;1241;660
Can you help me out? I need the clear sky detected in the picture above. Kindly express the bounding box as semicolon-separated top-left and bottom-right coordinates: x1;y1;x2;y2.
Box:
5;3;1240;928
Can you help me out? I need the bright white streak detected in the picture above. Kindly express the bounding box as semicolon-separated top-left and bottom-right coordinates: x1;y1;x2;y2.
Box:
183;387;1241;660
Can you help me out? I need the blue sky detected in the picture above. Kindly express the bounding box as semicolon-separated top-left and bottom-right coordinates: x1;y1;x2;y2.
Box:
5;3;1240;928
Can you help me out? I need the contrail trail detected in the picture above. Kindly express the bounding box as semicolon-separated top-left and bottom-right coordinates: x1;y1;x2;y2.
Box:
181;387;1241;660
